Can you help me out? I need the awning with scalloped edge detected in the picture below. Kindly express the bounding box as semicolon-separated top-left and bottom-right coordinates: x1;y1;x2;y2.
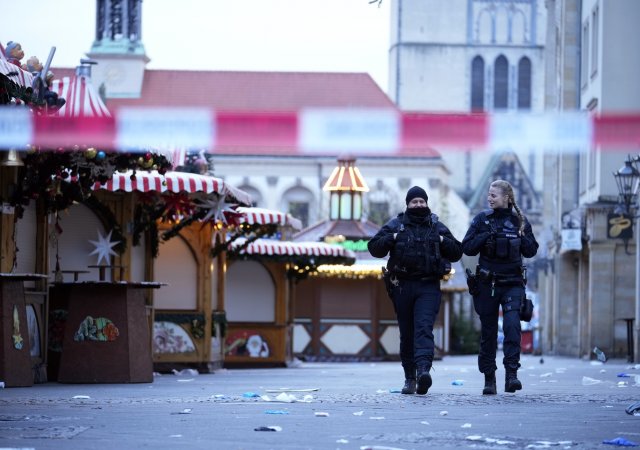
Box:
93;170;252;205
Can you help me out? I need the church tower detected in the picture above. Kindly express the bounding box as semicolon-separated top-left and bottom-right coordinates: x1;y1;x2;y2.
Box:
389;0;546;204
87;0;149;98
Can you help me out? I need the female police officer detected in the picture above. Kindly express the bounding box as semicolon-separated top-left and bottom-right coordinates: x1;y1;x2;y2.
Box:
368;186;462;395
462;179;538;395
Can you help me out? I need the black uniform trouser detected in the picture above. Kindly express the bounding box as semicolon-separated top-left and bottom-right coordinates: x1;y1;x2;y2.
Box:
473;281;523;374
390;279;442;371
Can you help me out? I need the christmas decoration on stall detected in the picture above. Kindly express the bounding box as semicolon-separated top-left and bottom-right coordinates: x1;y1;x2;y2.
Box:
211;222;280;259
11;148;172;216
174;150;215;175
89;230;121;265
0;73;64;114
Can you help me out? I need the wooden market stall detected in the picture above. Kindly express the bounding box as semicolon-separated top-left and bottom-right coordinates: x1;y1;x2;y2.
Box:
226;238;356;367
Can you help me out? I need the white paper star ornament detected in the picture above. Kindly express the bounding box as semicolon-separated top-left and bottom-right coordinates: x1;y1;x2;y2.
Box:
89;230;120;265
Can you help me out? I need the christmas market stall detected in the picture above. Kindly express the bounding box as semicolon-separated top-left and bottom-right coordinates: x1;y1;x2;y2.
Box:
226;237;355;366
90;170;252;373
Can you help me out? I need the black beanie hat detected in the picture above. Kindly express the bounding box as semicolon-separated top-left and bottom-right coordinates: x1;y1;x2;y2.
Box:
405;186;428;205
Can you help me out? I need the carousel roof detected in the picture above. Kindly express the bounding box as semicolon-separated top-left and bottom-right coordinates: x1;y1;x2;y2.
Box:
293;219;380;242
93;170;252;205
50;74;111;117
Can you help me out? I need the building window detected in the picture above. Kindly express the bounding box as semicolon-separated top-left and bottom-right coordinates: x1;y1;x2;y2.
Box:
517;57;532;110
237;185;262;207
283;186;314;228
493;55;509;110
368;201;390;226
581;21;589;89
591;6;599;78
471;56;485;111
288;202;309;228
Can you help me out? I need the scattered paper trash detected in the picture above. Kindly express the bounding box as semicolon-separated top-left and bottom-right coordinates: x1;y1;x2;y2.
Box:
171;408;192;415
336;439;349;444
626;401;640;416
582;376;602;386
242;392;261;398
439;411;448;416
451;380;464;386
265;410;289;415
353;411;364;416
211;394;227;399
461;423;472;428
260;393;313;403
172;368;199;377
466;435;483;441
176;378;194;382
376;389;387;394
314;412;330;417
420;421;430;425
72;395;91;399
618;381;629;387
593;346;607;362
602;437;638;447
540;372;553;378
265;388;319;393
369;416;385;420
254;426;282;432
359;446;408;450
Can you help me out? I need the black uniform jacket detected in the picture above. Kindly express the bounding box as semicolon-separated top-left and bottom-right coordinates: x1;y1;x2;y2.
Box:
368;212;463;279
462;208;538;275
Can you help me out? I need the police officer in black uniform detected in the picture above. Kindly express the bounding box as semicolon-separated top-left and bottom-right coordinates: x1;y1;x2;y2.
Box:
368;186;462;395
462;179;538;395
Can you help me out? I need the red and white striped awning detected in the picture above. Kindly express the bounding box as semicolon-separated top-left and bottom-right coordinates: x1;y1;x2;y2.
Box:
231;238;355;259
93;170;252;205
50;75;111;118
236;207;302;230
0;59;34;88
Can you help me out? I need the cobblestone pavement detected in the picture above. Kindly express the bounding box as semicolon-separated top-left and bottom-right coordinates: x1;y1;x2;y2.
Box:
1;355;639;449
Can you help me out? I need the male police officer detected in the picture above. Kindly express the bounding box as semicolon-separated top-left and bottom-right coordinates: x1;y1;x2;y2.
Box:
368;186;462;395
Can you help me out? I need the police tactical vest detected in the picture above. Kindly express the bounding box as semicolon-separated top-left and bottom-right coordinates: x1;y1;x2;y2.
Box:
390;214;445;278
483;210;522;261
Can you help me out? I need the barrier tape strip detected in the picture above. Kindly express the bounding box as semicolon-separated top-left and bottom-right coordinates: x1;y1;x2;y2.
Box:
0;107;639;153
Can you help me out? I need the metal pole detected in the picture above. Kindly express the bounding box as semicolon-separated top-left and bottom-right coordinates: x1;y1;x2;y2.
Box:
633;199;640;363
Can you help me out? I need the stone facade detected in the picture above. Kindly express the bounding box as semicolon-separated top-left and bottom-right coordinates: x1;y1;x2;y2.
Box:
541;0;640;359
389;0;547;197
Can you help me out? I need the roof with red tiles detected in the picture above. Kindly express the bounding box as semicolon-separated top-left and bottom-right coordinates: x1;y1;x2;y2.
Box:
50;67;440;157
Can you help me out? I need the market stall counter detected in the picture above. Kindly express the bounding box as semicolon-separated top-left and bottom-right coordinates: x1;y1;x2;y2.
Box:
52;280;164;383
0;273;48;387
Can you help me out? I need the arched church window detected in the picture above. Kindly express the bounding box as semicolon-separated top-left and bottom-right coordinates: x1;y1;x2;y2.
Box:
237;185;263;207
517;57;532;110
282;186;314;228
471;56;485;111
493;55;509;109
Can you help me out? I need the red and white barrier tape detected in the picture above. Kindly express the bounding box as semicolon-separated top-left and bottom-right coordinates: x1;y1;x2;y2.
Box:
0;107;639;153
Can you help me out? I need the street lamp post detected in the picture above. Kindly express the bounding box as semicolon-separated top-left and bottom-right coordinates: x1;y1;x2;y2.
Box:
613;156;640;363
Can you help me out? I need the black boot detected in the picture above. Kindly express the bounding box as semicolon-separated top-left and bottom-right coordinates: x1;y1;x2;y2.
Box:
401;378;416;394
505;370;522;393
482;371;497;395
401;366;416;394
416;365;432;395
